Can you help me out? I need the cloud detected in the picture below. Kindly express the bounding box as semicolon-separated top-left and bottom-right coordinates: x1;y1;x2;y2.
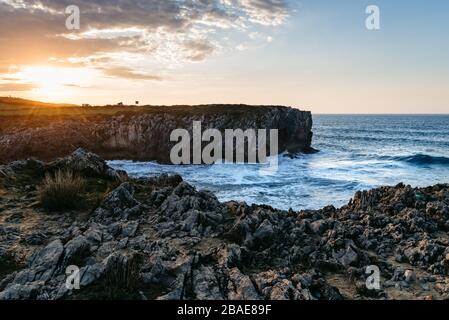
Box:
0;82;37;91
99;67;161;81
182;39;216;62
0;0;291;79
240;0;289;26
0;63;18;74
63;83;93;88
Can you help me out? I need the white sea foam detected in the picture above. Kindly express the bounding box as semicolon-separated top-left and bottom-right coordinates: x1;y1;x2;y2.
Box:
109;115;449;210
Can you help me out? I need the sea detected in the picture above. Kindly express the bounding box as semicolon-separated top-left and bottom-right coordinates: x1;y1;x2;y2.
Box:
108;115;449;211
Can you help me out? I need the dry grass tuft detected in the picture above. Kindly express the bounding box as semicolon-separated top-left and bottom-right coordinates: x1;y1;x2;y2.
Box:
39;170;85;211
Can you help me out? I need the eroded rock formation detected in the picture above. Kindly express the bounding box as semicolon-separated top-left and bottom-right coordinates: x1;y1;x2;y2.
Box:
0;150;448;300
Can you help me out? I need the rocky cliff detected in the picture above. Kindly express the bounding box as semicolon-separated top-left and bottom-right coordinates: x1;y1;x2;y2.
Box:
0;104;313;164
0;150;448;300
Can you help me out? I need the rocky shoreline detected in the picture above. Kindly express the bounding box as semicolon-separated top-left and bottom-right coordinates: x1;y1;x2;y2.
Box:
0;149;448;300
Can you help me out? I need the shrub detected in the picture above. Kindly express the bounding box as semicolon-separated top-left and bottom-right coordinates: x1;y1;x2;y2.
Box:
39;170;85;211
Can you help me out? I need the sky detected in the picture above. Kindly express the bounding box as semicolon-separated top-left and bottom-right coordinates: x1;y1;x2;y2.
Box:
0;0;448;113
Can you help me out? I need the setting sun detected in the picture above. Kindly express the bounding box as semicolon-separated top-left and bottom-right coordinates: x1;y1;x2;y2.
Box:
17;66;95;99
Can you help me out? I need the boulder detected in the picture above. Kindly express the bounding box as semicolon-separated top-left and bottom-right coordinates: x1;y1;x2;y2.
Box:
227;268;260;300
253;219;275;242
192;266;223;300
27;239;64;282
62;235;91;267
334;245;359;267
94;183;141;222
0;283;42;300
52;148;114;178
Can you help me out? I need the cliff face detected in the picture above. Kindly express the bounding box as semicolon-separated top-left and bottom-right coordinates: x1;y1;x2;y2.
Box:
0;105;313;164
